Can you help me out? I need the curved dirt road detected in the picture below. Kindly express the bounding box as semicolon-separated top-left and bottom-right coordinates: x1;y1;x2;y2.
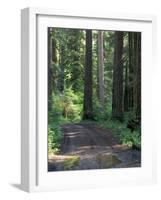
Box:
48;123;141;171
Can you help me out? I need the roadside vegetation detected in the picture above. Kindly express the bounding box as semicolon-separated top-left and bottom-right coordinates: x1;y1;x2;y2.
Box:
48;28;141;154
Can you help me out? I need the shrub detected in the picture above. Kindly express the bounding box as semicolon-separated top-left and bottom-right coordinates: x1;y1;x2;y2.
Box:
50;89;83;123
97;119;141;149
48;127;63;154
92;99;112;121
48;89;83;154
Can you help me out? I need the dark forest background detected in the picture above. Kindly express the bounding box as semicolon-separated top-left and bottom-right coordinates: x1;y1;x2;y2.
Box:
48;28;141;154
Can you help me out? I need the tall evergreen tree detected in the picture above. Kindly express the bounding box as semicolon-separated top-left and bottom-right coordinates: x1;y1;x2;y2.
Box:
128;32;134;111
98;30;105;108
124;64;129;112
83;30;93;119
48;28;54;97
134;32;141;120
137;33;141;120
112;31;124;120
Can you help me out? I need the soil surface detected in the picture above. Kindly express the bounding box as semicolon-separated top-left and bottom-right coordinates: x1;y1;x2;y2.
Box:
48;123;141;171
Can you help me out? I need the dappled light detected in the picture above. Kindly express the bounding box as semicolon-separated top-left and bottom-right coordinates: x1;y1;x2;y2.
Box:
48;27;141;171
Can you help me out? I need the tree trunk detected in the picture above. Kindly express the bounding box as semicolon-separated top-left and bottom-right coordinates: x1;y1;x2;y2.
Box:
83;30;93;119
134;32;141;120
112;31;124;120
48;28;53;97
136;33;141;120
133;32;138;115
127;32;141;120
52;37;57;63
98;30;105;108
124;64;129;112
128;32;134;111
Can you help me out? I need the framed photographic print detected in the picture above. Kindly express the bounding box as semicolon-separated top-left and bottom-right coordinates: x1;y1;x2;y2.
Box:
21;7;156;192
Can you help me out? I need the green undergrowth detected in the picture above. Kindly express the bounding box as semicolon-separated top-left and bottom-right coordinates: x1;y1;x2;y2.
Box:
48;88;141;154
48;89;83;154
96;118;141;149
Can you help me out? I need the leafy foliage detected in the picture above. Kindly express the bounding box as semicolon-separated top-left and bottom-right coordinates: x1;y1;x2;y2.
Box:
48;89;83;153
97;118;141;148
48;28;141;154
48;127;63;154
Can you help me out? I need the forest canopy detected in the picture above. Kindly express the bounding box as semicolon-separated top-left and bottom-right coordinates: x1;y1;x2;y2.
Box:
48;27;141;155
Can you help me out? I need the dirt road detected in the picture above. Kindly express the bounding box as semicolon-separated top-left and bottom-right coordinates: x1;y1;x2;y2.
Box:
48;123;141;171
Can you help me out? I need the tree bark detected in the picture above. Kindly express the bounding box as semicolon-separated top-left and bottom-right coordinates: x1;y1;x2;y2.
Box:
124;64;129;112
83;30;93;119
98;30;105;108
52;37;57;63
48;28;53;97
128;32;134;111
137;33;141;120
112;31;124;120
127;32;141;120
135;32;141;120
133;32;138;115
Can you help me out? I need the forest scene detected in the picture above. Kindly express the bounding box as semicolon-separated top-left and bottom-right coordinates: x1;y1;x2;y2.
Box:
48;27;141;171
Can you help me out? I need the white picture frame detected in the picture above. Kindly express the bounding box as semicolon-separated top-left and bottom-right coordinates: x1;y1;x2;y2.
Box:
21;7;157;192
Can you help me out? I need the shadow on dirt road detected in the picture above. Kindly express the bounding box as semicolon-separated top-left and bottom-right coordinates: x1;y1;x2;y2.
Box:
48;123;141;171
